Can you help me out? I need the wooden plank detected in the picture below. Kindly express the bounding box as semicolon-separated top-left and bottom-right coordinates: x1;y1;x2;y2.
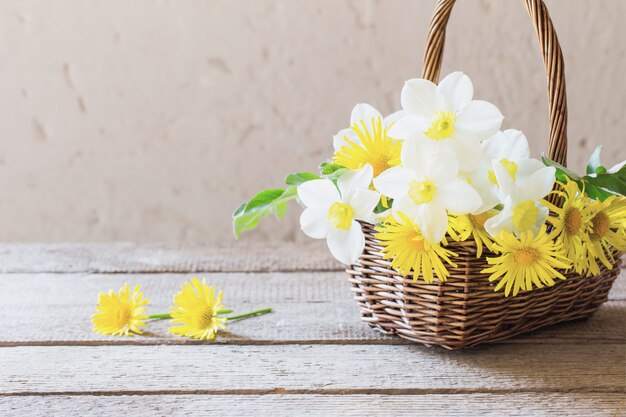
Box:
0;272;624;344
0;242;620;274
1;393;624;417
0;242;340;273
1;344;624;394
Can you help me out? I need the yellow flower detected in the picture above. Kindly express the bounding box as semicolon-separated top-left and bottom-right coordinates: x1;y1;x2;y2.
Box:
483;226;571;297
544;180;595;275
92;283;149;336
169;278;227;340
448;210;498;257
375;212;457;283
334;116;402;178
585;195;626;275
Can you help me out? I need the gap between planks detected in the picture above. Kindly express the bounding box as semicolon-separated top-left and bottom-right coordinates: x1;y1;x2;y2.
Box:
1;387;625;397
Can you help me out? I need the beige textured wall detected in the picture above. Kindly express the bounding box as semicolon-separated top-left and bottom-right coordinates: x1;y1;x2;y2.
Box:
0;0;624;243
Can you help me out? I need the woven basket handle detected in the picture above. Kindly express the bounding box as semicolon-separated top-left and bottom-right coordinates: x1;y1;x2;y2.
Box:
422;0;568;166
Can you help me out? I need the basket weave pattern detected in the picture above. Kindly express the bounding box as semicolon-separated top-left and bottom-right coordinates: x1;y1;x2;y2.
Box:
346;0;622;349
347;223;621;350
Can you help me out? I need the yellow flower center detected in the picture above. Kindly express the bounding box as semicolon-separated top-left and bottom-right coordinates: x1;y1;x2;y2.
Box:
115;306;131;326
194;308;214;329
564;207;582;235
408;233;427;252
469;213;488;229
488;159;518;186
500;159;518;180
590;211;610;240
328;202;354;230
333;117;401;178
370;154;390;177
514;247;539;266
425;111;456;141
408;179;436;205
512;200;539;232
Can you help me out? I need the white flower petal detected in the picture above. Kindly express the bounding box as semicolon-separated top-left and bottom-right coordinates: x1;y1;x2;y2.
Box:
349;189;380;222
519;166;556;200
337;164;373;198
466;163;500;213
492;160;516;196
401;135;440;175
373;166;413;199
516;158;546;179
455;100;504;140
415;203;448;243
393;195;420;220
300;208;329;239
502;129;530;160
297;179;340;209
426;149;459;182
350;103;382;126
387;114;430;139
333;128;359;151
484;206;515;238
436;179;482;214
451;133;483;171
327;221;365;265
401;78;439;116
438;71;473;111
383;110;405;128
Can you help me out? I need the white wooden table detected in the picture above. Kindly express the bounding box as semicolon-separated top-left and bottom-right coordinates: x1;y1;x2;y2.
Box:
0;242;624;416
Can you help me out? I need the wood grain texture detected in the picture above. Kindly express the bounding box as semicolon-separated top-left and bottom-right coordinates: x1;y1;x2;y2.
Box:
0;272;623;345
1;393;624;417
1;343;624;394
0;242;340;273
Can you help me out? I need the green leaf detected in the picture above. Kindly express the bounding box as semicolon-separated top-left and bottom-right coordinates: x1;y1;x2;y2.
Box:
580;180;616;201
285;172;319;186
271;201;288;219
233;203;246;217
584;172;626;198
245;189;285;211
319;161;345;176
232;187;297;238
541;154;581;181
586;146;604;175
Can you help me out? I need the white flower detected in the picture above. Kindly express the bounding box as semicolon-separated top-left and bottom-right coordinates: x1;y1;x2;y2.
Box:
373;137;482;242
484;161;556;237
297;164;380;264
466;129;532;213
388;72;504;171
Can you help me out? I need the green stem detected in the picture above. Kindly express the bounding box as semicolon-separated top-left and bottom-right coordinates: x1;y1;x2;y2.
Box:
147;308;233;321
225;307;273;322
147;313;171;320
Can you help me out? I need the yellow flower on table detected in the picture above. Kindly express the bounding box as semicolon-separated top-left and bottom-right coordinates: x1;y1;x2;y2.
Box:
585;195;626;275
448;209;498;258
169;278;227;341
92;283;149;336
375;212;457;283
544;180;595;275
483;226;571;297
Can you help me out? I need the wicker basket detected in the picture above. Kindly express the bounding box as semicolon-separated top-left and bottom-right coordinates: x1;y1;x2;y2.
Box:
346;0;623;350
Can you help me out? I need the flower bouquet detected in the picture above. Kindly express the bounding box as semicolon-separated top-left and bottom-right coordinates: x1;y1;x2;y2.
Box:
233;0;625;348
